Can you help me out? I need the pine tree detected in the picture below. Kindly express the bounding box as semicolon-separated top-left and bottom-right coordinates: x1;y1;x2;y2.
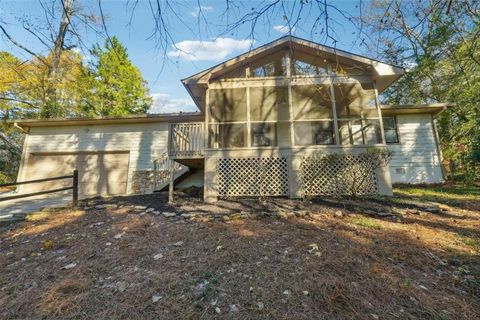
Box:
82;36;152;117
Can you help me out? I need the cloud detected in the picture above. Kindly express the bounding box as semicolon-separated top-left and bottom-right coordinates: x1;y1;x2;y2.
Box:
149;93;199;114
191;5;213;17
167;37;253;61
273;25;295;34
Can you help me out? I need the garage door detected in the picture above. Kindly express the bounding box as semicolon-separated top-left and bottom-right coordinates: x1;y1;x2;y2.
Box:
24;152;130;198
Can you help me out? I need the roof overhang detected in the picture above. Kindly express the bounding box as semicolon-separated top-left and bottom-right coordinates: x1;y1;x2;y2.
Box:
182;36;405;111
381;103;453;117
14;112;204;129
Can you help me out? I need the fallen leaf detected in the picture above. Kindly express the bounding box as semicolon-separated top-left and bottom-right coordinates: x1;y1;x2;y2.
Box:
42;240;54;250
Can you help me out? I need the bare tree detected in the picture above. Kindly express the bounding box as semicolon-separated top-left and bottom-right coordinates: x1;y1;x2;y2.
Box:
0;0;102;117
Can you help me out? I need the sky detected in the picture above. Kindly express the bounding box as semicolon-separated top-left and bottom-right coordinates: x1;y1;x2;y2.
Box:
0;0;366;114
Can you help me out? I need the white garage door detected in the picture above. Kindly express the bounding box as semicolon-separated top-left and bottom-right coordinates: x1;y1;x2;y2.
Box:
24;152;130;198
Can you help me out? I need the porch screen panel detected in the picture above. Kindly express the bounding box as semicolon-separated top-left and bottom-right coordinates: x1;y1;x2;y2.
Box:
334;83;378;118
251;123;276;147
209;88;247;122
208;123;247;148
334;82;381;145
250;87;289;121
292;84;333;120
294;121;334;146
363;119;382;144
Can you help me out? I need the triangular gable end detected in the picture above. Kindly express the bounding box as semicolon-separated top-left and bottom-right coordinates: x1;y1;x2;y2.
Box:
182;36;405;112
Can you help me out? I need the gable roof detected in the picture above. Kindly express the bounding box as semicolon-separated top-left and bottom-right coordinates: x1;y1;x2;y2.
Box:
182;36;406;111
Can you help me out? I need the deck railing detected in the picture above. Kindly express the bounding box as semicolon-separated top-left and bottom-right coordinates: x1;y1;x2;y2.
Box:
153;153;186;190
168;122;204;158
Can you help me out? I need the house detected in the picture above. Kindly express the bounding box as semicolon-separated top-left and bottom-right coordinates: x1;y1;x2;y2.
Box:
13;36;448;202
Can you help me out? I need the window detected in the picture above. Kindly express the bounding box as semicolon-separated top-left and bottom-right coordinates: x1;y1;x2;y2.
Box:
251;55;287;77
383;116;399;143
294;121;334;146
292;60;328;76
208;124;246;148
332;63;367;76
291;50;328;76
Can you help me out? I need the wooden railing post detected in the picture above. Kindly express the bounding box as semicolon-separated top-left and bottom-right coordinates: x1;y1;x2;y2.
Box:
72;169;78;207
168;160;174;203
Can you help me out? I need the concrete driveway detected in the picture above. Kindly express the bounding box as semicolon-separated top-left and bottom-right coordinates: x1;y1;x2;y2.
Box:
0;191;71;223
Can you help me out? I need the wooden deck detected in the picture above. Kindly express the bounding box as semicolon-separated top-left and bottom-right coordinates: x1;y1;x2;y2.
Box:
168;122;205;159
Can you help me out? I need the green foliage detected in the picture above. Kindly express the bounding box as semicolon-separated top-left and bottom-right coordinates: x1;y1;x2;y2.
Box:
364;0;480;181
80;36;152;117
0;36;151;181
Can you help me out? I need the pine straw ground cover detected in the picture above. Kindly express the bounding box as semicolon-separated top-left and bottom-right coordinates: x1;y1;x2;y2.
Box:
0;186;479;319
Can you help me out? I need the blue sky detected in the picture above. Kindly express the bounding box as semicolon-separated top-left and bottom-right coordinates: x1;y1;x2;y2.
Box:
0;0;365;113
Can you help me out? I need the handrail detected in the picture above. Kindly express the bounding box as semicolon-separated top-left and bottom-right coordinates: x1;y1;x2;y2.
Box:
153;152;186;191
0;170;78;207
168;122;205;157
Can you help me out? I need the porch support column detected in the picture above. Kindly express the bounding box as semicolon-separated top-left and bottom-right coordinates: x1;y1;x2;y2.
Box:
327;69;340;145
373;81;386;144
168;160;174;203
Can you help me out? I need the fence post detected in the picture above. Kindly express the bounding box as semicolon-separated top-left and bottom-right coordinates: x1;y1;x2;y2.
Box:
72;170;78;207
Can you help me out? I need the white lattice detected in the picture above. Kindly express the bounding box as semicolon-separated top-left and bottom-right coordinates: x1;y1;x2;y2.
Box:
217;157;289;197
301;154;379;197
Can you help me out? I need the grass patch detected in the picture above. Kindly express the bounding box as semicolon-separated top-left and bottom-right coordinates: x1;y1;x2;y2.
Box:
394;184;480;202
459;236;479;250
393;183;480;211
350;216;382;229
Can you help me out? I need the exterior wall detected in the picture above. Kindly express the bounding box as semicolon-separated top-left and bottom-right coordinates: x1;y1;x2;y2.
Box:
387;114;444;184
177;169;204;189
18;123;170;194
203;145;393;202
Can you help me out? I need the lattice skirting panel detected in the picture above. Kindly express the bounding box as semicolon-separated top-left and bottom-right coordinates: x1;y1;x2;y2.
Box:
301;154;379;197
217;157;289;197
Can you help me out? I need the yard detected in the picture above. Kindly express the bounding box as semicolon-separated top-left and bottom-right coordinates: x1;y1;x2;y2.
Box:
0;185;479;319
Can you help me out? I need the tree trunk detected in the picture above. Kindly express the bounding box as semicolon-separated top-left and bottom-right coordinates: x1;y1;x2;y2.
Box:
42;0;74;118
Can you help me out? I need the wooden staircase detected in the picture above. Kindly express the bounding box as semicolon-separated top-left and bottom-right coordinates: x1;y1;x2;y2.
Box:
152;152;189;192
161;122;205;202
